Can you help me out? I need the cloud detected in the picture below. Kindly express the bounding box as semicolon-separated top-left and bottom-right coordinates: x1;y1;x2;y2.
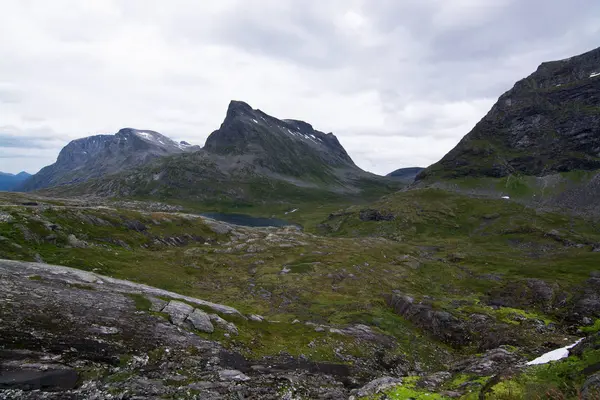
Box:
0;0;599;175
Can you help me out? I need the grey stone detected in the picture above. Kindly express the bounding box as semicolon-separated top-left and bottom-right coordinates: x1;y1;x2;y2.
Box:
354;376;403;397
218;369;250;382
186;309;214;333
209;314;237;335
581;373;600;399
248;314;264;322
161;300;194;326
67;234;88;249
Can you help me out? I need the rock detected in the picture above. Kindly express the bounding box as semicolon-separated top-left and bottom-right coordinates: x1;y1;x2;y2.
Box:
161;300;194;326
123;219;147;231
487;278;560;312
581;372;600;399
67;234;88;249
0;367;79;391
248;314;264;322
218;369;250;382
353;376;403;398
0;212;13;223
453;348;521;375
206;221;232;235
567;274;600;322
418;371;452;390
33;254;44;263
186;309;214;333
385;291;470;346
359;209;395;222
209;314;237;335
148;296;168;312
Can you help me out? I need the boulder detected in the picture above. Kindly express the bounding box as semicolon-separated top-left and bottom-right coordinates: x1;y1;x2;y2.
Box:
352;376;403;398
161;300;194;326
218;369;250;382
581;373;600;399
209;314;237;335
186;309;214;333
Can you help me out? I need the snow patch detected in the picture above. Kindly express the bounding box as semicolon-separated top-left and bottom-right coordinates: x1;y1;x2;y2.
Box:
526;339;583;365
284;208;298;215
590;72;600;78
501;196;510;200
136;131;155;141
252;119;259;124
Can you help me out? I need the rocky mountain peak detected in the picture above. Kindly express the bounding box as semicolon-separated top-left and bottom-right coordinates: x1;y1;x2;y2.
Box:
419;46;600;181
204;101;356;175
21;128;199;191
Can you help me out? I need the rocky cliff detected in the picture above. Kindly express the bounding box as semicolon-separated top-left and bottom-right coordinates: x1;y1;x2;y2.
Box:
419;46;600;181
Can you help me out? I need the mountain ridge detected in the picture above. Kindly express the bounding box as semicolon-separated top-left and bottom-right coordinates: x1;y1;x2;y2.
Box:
418;46;600;182
31;101;401;204
19;128;200;192
0;171;31;191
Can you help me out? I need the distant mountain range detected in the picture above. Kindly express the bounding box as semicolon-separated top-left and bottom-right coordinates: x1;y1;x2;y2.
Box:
25;101;400;203
0;171;31;191
386;167;424;183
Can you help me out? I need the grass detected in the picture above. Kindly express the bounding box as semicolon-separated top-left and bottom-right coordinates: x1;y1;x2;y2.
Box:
1;188;600;393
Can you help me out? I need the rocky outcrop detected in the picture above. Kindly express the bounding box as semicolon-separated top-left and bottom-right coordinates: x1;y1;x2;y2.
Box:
566;272;600;323
0;259;356;399
419;46;600;181
359;209;395;222
581;373;600;399
486;278;564;312
384;291;470;347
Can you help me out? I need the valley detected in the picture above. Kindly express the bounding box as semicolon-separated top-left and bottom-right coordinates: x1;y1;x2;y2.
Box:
2;46;600;399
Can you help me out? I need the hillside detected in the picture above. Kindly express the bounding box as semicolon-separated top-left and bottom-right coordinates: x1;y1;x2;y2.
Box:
418;46;600;181
19;128;200;191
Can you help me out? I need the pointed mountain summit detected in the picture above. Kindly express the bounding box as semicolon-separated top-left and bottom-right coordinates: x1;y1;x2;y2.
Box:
204;101;356;178
20;128;199;191
419;46;600;181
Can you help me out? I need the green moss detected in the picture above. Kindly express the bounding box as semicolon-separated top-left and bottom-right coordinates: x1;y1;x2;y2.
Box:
581;319;600;334
67;283;96;291
27;275;43;281
127;293;153;311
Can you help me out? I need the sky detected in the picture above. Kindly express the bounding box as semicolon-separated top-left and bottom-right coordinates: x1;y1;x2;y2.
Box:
1;0;599;175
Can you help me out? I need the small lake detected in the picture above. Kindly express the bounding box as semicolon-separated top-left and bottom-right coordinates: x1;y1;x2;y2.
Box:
200;212;300;228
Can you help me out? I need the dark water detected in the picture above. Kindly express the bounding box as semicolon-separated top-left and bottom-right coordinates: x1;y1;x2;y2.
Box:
200;212;299;228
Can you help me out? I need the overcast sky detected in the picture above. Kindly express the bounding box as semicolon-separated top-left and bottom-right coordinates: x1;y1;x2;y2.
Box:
1;0;599;175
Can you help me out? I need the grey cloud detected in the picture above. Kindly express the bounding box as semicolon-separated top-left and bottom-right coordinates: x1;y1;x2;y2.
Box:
1;1;600;176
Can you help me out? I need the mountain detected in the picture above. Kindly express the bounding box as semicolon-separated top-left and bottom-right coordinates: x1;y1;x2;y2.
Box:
386;167;424;182
19;128;200;191
204;100;357;178
0;171;31;191
418;46;600;181
38;101;400;204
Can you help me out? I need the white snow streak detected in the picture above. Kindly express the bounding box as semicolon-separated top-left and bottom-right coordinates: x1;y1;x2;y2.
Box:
590;72;600;78
526;339;583;365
